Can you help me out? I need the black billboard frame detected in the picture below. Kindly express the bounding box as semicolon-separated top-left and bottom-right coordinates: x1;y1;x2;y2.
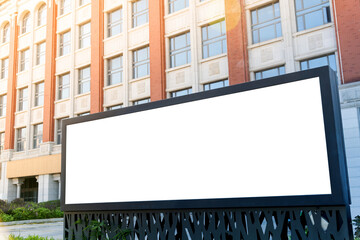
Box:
61;66;351;212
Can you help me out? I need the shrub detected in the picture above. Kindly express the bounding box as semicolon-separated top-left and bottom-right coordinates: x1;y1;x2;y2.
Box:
38;200;60;211
0;212;14;222
10;198;26;207
354;215;360;238
9;234;55;240
34;208;52;219
0;200;63;222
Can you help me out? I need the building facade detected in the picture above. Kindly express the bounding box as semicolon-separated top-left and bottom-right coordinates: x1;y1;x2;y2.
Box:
0;0;359;218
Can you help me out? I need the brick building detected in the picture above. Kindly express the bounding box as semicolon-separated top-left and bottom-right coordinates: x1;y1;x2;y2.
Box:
0;0;359;218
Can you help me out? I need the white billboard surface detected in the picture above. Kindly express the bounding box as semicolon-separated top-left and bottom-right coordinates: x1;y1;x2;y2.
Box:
65;77;331;205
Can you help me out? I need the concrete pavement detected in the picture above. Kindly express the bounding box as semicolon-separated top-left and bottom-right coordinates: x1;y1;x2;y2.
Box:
0;218;63;240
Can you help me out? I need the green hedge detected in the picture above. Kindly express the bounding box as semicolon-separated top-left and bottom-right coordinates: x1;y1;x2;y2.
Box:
9;235;55;240
0;199;63;222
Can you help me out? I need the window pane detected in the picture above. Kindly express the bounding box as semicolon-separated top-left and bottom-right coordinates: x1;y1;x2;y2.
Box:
171;88;192;98
203;79;229;91
304;10;324;30
257;4;275;23
259;25;276;42
255;66;285;80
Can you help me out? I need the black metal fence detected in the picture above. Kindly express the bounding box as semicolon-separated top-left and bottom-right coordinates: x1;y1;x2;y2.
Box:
64;206;353;239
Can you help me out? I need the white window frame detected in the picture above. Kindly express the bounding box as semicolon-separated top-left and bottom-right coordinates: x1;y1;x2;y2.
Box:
132;46;150;79
1;58;8;79
21;13;30;34
59;31;71;56
132;0;149;28
108;8;122;37
60;0;71;15
79;22;91;49
33;123;43;149
202;20;227;59
36;42;46;65
0;95;6;117
20;49;30;72
169;32;191;68
2;23;9;43
37;4;47;27
58;73;70;100
18;88;28;111
16;127;26;152
107;55;123;86
78;66;91;94
34;82;44;107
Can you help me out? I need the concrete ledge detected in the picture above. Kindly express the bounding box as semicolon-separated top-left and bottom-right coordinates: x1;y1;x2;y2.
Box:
0;217;63;226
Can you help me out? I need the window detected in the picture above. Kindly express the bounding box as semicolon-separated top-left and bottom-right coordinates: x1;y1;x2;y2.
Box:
1;58;8;79
255;66;285;80
133;98;150;105
132;0;148;28
60;0;71;15
295;0;331;31
202;20;227;59
20;49;30;72
204;79;229;91
108;56;123;86
77;112;90;116
36;42;46;65
18;88;28;111
21;13;30;34
0;132;4;153
33;124;43;149
58;73;70;100
300;54;337;72
78;66;90;94
59;31;71;56
56;117;68;144
34;82;44;107
170;32;191;68
133;46;150;79
79;0;91;6
108;8;122;37
16;127;26;152
37;4;47;26
107;105;123;111
2;23;9;43
169;0;189;14
79;22;91;49
0;95;6;117
251;2;282;44
170;88;192;98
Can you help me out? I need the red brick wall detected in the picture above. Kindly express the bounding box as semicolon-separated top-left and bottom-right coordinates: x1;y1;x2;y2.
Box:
333;0;360;84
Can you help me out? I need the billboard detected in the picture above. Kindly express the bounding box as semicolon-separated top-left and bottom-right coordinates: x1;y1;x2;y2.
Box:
61;67;350;211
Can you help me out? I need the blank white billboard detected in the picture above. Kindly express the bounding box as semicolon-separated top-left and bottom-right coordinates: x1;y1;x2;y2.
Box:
65;77;331;205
